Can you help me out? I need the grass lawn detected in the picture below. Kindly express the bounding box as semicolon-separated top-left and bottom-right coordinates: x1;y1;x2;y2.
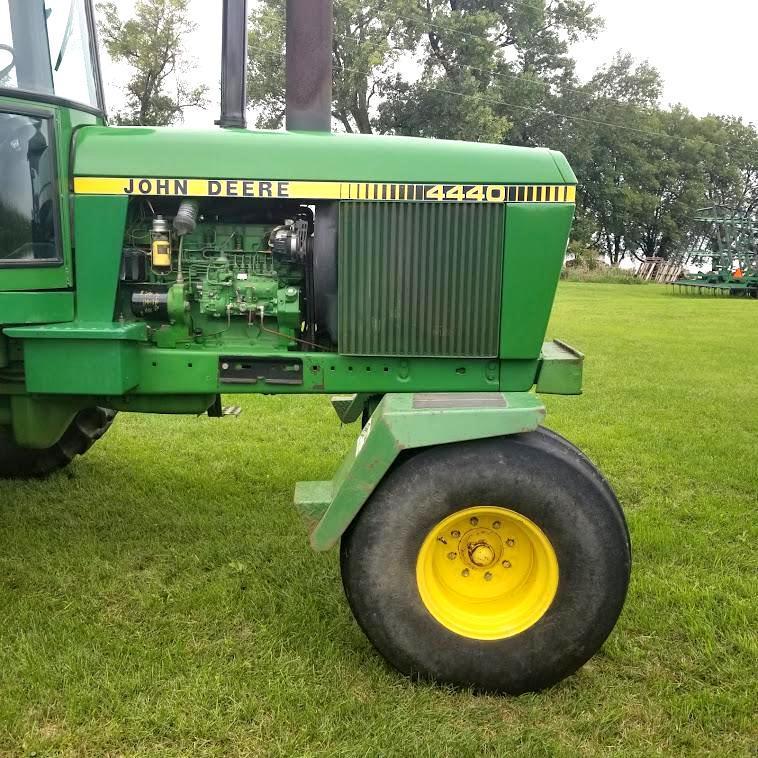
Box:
0;283;756;756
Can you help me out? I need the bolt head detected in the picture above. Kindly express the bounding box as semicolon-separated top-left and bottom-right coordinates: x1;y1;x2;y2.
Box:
502;560;511;569
451;530;461;538
506;538;516;547
447;552;457;561
461;568;470;577
484;571;493;581
492;520;501;529
470;517;479;526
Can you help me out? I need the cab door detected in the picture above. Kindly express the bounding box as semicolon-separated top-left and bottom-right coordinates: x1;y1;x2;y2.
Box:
0;0;105;322
0;103;72;293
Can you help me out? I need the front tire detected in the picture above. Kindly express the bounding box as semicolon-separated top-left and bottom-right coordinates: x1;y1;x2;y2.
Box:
340;427;630;694
0;407;117;479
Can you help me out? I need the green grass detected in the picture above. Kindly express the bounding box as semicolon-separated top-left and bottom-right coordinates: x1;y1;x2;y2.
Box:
1;283;756;757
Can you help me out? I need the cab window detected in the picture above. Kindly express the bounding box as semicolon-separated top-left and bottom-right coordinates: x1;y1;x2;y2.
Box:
0;0;100;110
0;111;58;264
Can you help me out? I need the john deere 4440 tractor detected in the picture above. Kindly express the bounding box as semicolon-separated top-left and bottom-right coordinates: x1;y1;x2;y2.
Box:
0;0;630;694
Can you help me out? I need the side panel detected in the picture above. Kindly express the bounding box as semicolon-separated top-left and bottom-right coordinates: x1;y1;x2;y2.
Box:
500;203;574;359
0;291;73;324
73;195;128;322
21;339;139;395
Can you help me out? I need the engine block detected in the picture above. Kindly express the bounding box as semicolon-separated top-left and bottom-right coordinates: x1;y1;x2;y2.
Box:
120;215;309;349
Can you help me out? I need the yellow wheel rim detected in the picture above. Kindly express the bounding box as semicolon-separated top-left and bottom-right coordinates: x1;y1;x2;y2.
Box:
416;506;559;640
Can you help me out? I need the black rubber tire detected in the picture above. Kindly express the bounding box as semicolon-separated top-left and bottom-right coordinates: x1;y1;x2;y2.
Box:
340;427;631;694
0;407;117;479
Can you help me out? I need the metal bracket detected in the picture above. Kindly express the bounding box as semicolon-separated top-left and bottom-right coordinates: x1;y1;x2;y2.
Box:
536;339;584;395
330;393;372;423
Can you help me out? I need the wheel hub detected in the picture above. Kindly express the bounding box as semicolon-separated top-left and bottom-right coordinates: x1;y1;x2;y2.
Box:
459;527;501;569
469;542;496;567
416;506;559;640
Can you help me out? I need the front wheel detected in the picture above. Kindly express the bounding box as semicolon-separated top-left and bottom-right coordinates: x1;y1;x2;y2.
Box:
340;427;630;694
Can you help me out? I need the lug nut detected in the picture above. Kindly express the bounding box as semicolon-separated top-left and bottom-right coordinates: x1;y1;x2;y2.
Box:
502;560;511;569
492;521;501;529
484;572;493;581
461;569;470;577
447;552;457;561
470;517;479;526
506;538;515;547
451;530;460;538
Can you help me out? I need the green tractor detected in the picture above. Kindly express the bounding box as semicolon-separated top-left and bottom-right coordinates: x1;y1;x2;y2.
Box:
0;0;630;694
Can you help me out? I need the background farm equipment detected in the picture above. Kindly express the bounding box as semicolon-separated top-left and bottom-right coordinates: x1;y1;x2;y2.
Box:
671;207;758;297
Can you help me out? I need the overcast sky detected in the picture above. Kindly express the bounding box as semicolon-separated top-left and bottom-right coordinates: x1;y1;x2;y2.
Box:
101;1;757;129
573;0;756;125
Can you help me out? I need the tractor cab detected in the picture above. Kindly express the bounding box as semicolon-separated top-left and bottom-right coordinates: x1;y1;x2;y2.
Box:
0;0;104;294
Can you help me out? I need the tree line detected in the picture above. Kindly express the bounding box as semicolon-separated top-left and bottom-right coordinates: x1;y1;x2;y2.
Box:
98;0;758;264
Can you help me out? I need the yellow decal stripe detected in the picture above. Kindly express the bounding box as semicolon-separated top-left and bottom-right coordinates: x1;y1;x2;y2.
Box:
72;177;578;204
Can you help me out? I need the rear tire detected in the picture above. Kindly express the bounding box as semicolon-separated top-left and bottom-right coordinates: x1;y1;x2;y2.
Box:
0;407;117;479
340;427;630;694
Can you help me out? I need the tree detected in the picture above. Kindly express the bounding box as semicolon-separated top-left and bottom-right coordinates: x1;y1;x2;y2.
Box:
541;54;702;263
548;54;758;263
245;0;285;129
246;0;602;137
378;0;601;142
97;0;206;126
330;0;417;133
697;115;758;215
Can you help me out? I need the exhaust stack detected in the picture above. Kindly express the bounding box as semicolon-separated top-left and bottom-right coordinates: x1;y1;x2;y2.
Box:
285;0;333;132
218;0;248;129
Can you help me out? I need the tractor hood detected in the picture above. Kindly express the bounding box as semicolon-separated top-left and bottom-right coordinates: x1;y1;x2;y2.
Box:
72;126;576;186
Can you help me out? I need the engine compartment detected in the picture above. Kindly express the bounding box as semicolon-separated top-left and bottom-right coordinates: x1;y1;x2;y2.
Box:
117;198;328;352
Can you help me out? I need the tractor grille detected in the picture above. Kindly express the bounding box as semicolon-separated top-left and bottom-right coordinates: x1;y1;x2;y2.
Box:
338;202;504;357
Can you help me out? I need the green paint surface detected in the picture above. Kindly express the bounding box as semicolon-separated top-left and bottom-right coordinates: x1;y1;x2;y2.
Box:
72;195;129;323
0;292;74;324
73;126;576;185
9;395;84;448
536;340;584;395
1;101;576;416
18;339;139;395
500;203;575;358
